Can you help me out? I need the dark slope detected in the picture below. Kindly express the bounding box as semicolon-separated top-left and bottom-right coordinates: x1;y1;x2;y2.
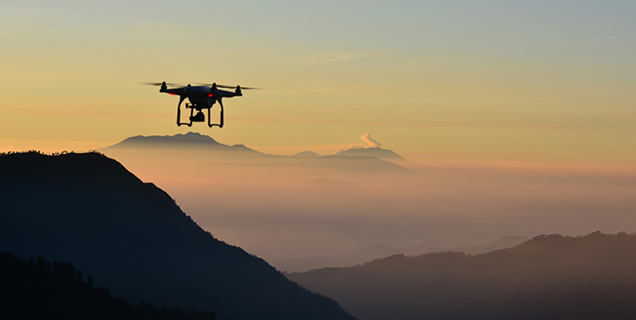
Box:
0;251;217;320
0;152;355;320
288;232;636;320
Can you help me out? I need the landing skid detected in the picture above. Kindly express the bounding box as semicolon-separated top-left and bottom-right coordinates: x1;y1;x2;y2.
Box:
176;99;224;128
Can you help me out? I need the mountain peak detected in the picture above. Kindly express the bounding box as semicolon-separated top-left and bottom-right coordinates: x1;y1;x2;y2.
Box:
176;131;219;142
334;147;404;160
117;132;220;146
293;151;321;158
102;133;263;154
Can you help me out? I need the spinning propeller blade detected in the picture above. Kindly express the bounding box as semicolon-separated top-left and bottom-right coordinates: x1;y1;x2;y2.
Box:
140;82;184;87
197;83;261;90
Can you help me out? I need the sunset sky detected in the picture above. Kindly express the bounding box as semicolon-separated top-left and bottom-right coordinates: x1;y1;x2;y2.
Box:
2;1;635;169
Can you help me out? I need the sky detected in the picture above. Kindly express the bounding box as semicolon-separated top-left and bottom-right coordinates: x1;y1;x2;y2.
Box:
2;0;636;168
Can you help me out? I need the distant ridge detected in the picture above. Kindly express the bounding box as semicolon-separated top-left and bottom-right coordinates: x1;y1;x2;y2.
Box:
334;147;404;160
101;133;415;176
278;235;529;272
104;133;407;163
121;132;221;145
104;132;260;153
0;152;356;320
293;151;321;158
288;231;636;320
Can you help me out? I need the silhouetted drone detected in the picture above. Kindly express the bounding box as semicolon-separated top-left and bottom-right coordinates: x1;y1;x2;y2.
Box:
142;81;258;128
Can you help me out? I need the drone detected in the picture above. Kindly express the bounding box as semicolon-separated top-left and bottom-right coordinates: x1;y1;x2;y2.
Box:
143;81;258;128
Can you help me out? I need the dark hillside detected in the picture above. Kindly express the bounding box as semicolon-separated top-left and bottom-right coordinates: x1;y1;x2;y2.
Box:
0;251;217;320
0;151;355;320
288;232;636;320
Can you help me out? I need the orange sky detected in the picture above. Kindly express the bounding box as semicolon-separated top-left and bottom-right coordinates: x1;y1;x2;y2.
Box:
1;1;635;171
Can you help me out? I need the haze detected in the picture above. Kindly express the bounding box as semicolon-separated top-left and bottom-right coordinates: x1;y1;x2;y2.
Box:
101;134;636;271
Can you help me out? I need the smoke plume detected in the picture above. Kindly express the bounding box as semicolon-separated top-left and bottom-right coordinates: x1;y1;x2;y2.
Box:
361;133;381;149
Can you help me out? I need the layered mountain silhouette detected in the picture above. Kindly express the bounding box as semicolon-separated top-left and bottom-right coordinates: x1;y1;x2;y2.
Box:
288;232;636;320
107;132;259;153
359;235;531;257
0;152;356;320
280;235;530;272
101;132;413;175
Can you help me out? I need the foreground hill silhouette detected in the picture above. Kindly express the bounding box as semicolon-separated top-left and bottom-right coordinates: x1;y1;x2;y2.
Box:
0;152;355;320
0;251;217;319
288;232;636;320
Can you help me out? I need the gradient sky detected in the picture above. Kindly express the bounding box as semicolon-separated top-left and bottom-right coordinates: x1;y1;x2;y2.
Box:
2;1;635;169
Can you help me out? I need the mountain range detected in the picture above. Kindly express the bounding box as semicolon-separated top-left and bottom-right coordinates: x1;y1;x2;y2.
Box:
95;132;420;271
106;132;258;153
0;151;356;320
287;231;636;320
101;132;413;175
279;235;530;272
334;147;404;160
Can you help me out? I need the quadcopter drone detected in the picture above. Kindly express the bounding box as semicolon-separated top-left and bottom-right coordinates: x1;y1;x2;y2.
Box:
143;81;257;128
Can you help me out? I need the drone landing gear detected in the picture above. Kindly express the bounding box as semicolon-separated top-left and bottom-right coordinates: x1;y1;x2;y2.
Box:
176;96;192;127
176;100;224;128
208;100;224;128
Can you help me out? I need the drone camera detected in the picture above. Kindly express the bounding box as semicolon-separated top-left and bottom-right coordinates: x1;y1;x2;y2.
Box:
190;111;205;122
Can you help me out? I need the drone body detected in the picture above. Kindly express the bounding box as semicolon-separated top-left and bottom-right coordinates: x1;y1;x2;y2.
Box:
145;81;256;128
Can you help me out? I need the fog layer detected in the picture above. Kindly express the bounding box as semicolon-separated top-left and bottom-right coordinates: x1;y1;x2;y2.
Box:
101;134;636;271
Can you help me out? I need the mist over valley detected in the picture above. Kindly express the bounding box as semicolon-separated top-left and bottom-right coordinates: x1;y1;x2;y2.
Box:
100;132;636;271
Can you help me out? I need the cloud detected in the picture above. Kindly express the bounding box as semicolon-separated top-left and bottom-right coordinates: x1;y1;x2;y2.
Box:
361;133;381;149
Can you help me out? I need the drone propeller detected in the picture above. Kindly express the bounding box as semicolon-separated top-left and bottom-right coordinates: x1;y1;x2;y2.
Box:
197;83;261;90
140;82;184;87
232;85;260;90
